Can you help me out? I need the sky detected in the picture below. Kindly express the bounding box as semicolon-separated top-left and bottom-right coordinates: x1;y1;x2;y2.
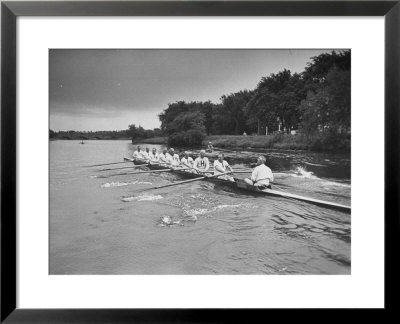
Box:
49;49;335;131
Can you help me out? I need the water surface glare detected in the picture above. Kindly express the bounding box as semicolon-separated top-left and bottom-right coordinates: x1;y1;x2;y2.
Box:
50;140;351;274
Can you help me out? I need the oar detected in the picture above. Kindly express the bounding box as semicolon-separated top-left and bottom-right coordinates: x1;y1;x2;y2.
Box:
86;160;132;167
97;165;193;178
95;168;174;178
96;162;163;172
141;172;231;192
96;165;145;172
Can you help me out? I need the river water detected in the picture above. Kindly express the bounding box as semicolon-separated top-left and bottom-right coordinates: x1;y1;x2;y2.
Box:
50;140;351;275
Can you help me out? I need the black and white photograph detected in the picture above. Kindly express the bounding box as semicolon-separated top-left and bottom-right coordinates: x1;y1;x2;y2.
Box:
49;49;351;275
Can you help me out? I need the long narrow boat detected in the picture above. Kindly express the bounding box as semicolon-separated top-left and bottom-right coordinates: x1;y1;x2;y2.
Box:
130;158;351;212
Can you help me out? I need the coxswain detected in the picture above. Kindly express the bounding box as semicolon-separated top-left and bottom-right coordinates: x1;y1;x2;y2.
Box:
244;156;274;189
181;152;194;169
193;150;210;173
148;148;159;162
213;153;234;181
206;141;214;153
132;145;145;160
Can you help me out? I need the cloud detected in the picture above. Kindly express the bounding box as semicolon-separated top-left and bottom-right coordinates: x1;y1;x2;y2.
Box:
50;107;161;131
49;49;334;130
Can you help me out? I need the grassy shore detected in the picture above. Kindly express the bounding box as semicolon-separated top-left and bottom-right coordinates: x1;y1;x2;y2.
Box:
202;134;307;150
132;134;350;152
206;134;349;152
51;137;131;140
132;136;168;144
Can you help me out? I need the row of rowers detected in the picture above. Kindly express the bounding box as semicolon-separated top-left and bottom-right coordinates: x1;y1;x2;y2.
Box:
132;146;274;188
133;146;220;172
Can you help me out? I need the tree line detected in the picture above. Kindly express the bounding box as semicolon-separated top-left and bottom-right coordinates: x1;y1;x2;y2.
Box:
50;51;350;151
50;129;131;140
50;127;162;141
159;50;350;149
50;125;164;141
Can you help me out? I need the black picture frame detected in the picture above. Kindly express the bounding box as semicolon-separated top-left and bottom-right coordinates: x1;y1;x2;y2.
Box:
1;0;399;322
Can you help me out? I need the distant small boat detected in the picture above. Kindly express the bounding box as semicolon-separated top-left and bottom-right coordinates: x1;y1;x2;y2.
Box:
80;141;85;144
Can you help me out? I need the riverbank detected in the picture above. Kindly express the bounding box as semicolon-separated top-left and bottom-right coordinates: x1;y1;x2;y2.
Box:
132;136;168;144
133;134;350;152
51;137;131;141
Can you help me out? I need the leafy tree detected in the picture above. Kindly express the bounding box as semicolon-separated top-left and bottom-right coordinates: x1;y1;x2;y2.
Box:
220;90;253;135
129;124;150;142
200;101;214;136
300;68;351;149
303;50;350;91
159;101;208;146
166;110;206;146
247;70;306;134
212;103;236;135
159;101;189;132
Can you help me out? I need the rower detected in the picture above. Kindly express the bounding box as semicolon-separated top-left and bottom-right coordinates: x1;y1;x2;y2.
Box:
206;141;214;153
181;152;194;169
244;156;274;189
165;148;173;164
159;148;168;163
213;153;234;181
142;147;150;160
193;150;210;173
149;148;159;162
169;148;181;166
132;145;145;159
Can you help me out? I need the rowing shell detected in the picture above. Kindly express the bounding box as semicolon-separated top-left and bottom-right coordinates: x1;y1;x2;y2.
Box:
132;158;351;212
235;181;351;212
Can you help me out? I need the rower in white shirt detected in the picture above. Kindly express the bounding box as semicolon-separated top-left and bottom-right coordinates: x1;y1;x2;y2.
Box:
181;152;194;170
142;147;150;160
148;148;159;162
159;148;168;163
193;150;210;173
165;149;173;164
132;145;145;160
213;153;234;181
244;156;274;189
168;148;181;166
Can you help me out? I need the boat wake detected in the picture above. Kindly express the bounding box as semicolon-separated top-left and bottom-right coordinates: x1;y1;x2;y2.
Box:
304;161;327;167
157;202;257;228
158;216;183;227
320;181;351;188
183;203;257;218
274;167;317;179
121;194;163;202
101;180;152;188
274;167;351;192
291;167;317;178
